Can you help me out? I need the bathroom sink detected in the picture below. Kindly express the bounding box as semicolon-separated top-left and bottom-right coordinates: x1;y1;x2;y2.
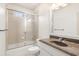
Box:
50;41;68;47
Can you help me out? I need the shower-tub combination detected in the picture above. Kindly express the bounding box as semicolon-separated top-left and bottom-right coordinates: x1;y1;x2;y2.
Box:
6;9;39;56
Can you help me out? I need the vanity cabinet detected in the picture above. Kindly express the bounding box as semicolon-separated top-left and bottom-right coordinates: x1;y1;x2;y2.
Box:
39;48;51;56
37;40;70;56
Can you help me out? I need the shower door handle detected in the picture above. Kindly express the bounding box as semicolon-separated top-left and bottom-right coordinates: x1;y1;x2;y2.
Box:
0;29;8;31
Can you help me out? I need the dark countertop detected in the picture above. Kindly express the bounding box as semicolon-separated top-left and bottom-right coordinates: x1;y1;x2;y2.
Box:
39;38;79;56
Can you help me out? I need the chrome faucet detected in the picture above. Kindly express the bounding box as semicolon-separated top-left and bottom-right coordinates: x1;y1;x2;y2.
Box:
59;37;64;42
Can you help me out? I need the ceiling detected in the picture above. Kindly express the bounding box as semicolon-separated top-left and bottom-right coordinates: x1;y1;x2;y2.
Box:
16;3;40;10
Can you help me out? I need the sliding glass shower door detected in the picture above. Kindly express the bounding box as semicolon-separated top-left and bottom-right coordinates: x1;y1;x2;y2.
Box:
7;9;34;50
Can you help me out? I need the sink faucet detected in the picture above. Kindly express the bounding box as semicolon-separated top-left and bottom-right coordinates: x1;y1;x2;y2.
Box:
59;37;64;42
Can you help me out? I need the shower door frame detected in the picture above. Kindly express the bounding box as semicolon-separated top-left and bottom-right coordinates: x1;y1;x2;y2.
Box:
6;8;35;50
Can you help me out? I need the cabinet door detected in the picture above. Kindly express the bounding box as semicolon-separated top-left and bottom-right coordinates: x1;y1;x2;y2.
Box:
39;48;51;56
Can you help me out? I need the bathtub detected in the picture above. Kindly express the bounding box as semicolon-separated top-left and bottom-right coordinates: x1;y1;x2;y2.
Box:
7;43;39;56
8;40;35;50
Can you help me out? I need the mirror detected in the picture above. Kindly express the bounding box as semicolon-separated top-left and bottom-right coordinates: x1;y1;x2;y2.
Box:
50;3;79;38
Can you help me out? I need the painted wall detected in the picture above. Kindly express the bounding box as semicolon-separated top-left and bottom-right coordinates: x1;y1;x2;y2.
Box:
35;4;51;39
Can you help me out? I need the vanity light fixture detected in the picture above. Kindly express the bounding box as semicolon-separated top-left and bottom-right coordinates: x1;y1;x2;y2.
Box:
51;3;68;10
